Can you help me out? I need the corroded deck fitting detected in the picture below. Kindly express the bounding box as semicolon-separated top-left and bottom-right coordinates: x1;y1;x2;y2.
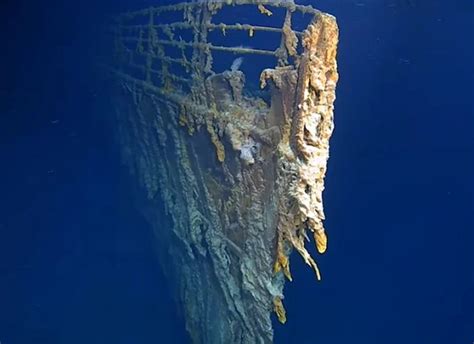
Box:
107;0;339;342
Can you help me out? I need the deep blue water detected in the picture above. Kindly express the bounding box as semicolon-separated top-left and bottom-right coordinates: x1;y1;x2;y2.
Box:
1;0;473;343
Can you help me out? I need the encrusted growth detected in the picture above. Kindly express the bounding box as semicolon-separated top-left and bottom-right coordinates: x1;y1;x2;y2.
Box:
107;1;338;343
273;296;287;324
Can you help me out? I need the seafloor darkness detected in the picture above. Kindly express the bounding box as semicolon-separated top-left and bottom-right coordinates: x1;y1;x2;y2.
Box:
1;0;473;344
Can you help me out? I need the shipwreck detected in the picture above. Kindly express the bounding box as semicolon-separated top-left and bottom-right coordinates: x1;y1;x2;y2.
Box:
105;0;339;342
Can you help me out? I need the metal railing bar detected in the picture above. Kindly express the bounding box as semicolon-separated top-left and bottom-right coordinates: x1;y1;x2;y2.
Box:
116;0;319;21
118;22;303;36
121;37;277;56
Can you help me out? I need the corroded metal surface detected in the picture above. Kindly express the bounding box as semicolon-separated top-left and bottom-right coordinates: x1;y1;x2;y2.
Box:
107;1;339;342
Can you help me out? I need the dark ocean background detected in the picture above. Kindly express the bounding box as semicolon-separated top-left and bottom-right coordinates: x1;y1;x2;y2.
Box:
1;0;473;343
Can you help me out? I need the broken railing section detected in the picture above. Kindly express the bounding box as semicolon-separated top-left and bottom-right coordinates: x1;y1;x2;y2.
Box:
108;0;339;329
